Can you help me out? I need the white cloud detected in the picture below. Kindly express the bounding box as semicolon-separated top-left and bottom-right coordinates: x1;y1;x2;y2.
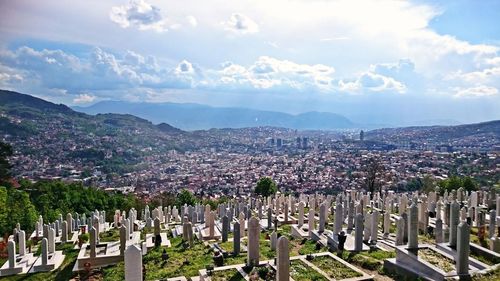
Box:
222;13;259;34
73;93;96;104
186;16;198;27
110;0;167;32
454;85;498;98
211;56;335;92
338;72;406;94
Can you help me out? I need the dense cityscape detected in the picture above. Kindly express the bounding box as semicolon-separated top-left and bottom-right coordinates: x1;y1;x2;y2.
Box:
2;91;498;198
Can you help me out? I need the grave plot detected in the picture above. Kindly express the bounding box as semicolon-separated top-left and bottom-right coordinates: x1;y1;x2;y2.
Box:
290;260;329;281
418;248;455;273
208;267;245;281
309;254;363;279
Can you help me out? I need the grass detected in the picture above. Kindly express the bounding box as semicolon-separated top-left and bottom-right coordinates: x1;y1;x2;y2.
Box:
1;243;79;281
210;268;245;281
310;255;362;279
103;236;214;280
278;224;292;234
290;259;328;281
419;248;455;272
99;228;120;242
339;251;385;271
471;233;490;248
360;249;396;260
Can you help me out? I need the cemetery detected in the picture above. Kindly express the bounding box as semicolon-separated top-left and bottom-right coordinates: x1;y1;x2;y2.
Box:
1;189;500;280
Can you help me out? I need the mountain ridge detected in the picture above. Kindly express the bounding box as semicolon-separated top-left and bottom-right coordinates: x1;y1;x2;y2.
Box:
73;100;355;130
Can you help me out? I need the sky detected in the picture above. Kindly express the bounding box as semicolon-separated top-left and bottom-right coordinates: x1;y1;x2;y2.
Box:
0;0;499;125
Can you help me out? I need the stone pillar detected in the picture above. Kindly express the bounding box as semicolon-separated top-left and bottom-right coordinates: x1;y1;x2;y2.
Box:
233;221;241;255
267;208;272;229
496;196;500;219
334;203;343;234
90;227;97;258
435;218;443;243
247;217;260;266
222;215;229;242
489;210;496;238
239;212;245;237
277;236;290;281
449;200;460;248
363;212;372;242
395;217;404;246
347;200;354;231
41;238;48;265
18;230;26;256
66;213;73;235
354;213;364;251
187;222;194;246
48;228;55;254
371;210;379;244
408;203;418;249
209;211;215;238
7;240;16;268
120;225;127;256
125;245;143;281
154;217;161;237
456;222;470;276
298;202;305;227
270;231;277;251
284;203;289;222
308;209;315;237
383;211;391;238
61;221;68;243
318;203;326;233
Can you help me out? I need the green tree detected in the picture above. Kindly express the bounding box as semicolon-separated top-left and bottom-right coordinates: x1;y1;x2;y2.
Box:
175;189;197;207
363;157;383;199
0;187;38;235
421;175;437;193
255;177;278;197
0;141;13;184
0;186;8;235
438;176;477;194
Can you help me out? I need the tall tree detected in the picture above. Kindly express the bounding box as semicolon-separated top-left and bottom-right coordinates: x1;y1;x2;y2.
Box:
0;141;13;184
175;189;197;207
255;177;278;197
363;157;383;199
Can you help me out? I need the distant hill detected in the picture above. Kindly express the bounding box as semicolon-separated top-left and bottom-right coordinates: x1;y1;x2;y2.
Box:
0;90;195;175
73;100;355;130
365;120;500;146
0;90;78;115
0;90;184;134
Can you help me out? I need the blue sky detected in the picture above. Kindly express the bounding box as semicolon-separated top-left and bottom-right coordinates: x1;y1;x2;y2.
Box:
0;0;499;125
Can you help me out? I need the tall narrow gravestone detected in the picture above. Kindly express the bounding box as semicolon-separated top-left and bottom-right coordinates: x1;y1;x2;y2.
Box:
456;222;470;276
233;221;241;255
125;245;143;281
247;217;260;266
277;236;290;281
408;203;418;249
222;215;229;242
354;213;364;251
449;200;460;248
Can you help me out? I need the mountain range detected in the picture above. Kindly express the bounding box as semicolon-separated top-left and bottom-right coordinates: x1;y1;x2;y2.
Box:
1;90;499;147
73;101;355;130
